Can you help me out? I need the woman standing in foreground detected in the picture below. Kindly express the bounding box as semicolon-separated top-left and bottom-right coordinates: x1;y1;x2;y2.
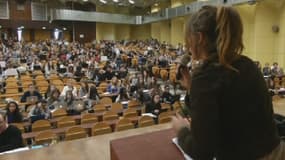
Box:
172;5;284;160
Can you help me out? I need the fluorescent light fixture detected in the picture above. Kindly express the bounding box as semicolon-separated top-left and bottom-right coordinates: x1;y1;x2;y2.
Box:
100;0;107;4
113;0;119;2
128;0;134;4
42;26;46;29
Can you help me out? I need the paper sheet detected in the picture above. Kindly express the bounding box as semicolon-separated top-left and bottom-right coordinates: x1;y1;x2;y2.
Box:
172;137;193;160
141;113;157;118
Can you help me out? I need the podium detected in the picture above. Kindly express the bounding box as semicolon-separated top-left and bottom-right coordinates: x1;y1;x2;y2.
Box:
110;129;184;160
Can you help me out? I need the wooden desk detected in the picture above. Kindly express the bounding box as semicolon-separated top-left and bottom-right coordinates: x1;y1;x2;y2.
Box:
110;129;184;160
0;102;28;109
1;124;172;160
21;106;143;128
0;93;24;98
22;117;139;140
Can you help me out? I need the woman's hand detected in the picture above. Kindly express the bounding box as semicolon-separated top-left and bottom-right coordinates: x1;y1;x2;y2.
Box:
172;113;191;133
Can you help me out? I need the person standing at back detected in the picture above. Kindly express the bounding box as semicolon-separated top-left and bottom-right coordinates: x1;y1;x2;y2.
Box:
172;5;284;160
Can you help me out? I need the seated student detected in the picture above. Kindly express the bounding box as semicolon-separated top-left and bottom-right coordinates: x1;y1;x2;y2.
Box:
46;89;61;109
78;82;89;99
88;85;100;108
20;84;42;103
45;84;57;99
115;88;130;103
6;101;23;124
0;113;24;152
263;63;271;76
107;77;120;94
145;93;166;116
28;100;48;122
60;80;77;97
104;65;114;81
161;85;175;104
63;90;80;115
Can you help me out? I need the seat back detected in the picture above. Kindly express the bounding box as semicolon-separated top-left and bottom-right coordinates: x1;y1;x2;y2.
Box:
161;103;171;111
115;118;134;132
127;100;140;108
160;69;168;81
35;131;56;145
123;108;138;118
52;108;67;118
93;104;106;112
110;103;123;113
158;112;172;124
99;97;112;105
32;120;51;132
103;111;118;121
81;114;98;124
65;126;87;141
57;116;75;128
138;116;155;128
92;122;112;136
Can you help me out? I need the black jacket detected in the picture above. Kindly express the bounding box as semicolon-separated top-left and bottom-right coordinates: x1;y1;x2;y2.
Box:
178;55;280;160
0;125;24;152
20;91;43;103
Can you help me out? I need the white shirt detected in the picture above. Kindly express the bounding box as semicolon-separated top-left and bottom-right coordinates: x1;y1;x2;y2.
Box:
4;68;18;78
61;86;78;97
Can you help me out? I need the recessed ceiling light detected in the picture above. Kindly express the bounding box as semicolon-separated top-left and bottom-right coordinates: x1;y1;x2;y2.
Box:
20;26;24;29
100;0;107;4
42;26;46;29
154;3;158;6
0;25;2;29
128;0;134;4
113;0;119;2
63;27;67;31
83;0;88;2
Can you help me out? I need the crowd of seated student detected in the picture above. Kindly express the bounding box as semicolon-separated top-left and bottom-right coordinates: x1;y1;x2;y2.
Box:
258;62;285;90
261;62;284;77
0;38;185;151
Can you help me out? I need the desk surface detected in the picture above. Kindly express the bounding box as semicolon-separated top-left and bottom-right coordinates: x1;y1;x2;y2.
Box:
110;128;184;160
0;123;173;160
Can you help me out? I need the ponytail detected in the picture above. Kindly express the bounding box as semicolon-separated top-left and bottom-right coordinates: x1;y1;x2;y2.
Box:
216;6;244;71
